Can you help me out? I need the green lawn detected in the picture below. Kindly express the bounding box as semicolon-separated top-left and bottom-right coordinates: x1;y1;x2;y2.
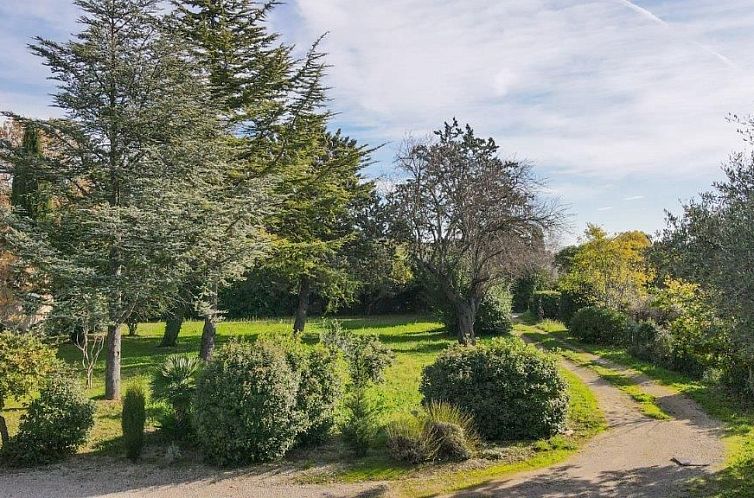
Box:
3;315;606;497
529;318;754;498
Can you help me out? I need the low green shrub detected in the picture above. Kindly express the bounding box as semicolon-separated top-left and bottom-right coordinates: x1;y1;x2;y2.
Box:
385;402;478;464
570;306;631;345
558;290;591;325
341;388;383;456
279;340;343;446
193;341;304;465
530;290;561;320
626;320;673;366
424;401;478;461
2;373;94;466
122;384;147;462
151;355;200;435
431;286;513;337
420;338;568;441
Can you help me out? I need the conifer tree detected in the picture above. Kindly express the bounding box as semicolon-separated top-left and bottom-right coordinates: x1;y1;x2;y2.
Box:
1;0;235;397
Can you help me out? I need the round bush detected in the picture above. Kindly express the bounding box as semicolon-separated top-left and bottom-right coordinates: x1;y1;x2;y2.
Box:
420;339;568;440
2;374;94;466
570;306;630;345
287;344;342;445
193;341;304;466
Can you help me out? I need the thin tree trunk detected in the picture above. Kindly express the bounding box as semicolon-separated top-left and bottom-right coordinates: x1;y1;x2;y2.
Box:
159;314;184;348
199;315;216;361
456;301;477;346
105;322;121;400
127;320;138;337
293;276;310;335
0;400;9;447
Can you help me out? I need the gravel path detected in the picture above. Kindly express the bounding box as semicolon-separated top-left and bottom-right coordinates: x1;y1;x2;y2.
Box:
450;341;725;497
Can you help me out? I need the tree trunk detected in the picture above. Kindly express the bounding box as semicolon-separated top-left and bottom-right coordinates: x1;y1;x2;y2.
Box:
159;314;184;348
0;399;8;447
127;320;138;337
456;301;477;346
199;315;216;362
104;322;121;400
293;276;311;335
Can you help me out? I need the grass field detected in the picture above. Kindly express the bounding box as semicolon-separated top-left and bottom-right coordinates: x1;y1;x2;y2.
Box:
2;315;606;496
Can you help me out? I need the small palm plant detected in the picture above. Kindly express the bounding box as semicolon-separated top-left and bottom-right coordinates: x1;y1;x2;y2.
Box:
151;355;201;432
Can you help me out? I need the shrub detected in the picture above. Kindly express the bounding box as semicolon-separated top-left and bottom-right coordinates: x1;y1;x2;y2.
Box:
626;320;673;366
2;373;94;466
193;340;304;465
433;287;513;337
386;415;434;464
281;341;343;445
558;289;591;325
570;306;631;345
424;401;478;461
0;332;59;447
151;355;200;434
322;321;394;455
530;290;561;321
420;339;568;440
122;384;146;462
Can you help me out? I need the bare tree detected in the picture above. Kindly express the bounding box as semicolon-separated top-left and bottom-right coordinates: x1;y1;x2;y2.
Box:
389;120;562;344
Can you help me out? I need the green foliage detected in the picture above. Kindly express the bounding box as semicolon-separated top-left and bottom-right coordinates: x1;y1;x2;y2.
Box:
270;338;343;445
193;341;304;465
558;289;591;325
321;320;395;389
626;320;673;366
122;385;147;462
420;338;568;440
151;355;200;433
570;306;631;345
560;225;653;311
432;285;513;337
511;271;553;313
322;320;395;454
0;332;58;409
530;290;561;320
1;373;94;466
385;415;433;464
424;401;479;461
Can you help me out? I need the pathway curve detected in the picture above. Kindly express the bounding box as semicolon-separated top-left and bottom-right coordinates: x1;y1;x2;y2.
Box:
449;333;725;497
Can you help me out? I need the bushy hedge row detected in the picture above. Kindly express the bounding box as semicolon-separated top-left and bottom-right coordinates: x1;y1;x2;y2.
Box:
570;306;631;345
420;338;568;441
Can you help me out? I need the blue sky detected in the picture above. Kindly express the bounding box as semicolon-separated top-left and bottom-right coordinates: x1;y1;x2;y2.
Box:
2;1;754;244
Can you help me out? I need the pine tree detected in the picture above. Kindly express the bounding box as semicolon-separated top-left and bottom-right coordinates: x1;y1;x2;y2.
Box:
170;0;331;355
1;0;234;398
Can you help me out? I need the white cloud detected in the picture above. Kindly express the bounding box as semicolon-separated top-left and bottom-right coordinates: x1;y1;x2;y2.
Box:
597;206;614;211
282;0;754;180
624;195;645;201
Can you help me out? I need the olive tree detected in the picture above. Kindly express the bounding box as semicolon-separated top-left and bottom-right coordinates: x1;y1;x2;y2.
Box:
389;120;561;344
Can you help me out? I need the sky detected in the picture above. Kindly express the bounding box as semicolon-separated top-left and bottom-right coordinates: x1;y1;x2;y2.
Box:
2;0;754;244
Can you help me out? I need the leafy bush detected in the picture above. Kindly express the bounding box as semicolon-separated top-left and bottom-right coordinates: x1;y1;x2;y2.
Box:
475;286;513;335
151;355;200;433
2;373;94;466
0;332;59;446
570;306;631;345
193;340;304;465
322;321;394;455
276;339;343;445
122;384;146;462
558;289;591;325
530;290;561;320
430;285;512;337
626;320;673;366
420;339;568;440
